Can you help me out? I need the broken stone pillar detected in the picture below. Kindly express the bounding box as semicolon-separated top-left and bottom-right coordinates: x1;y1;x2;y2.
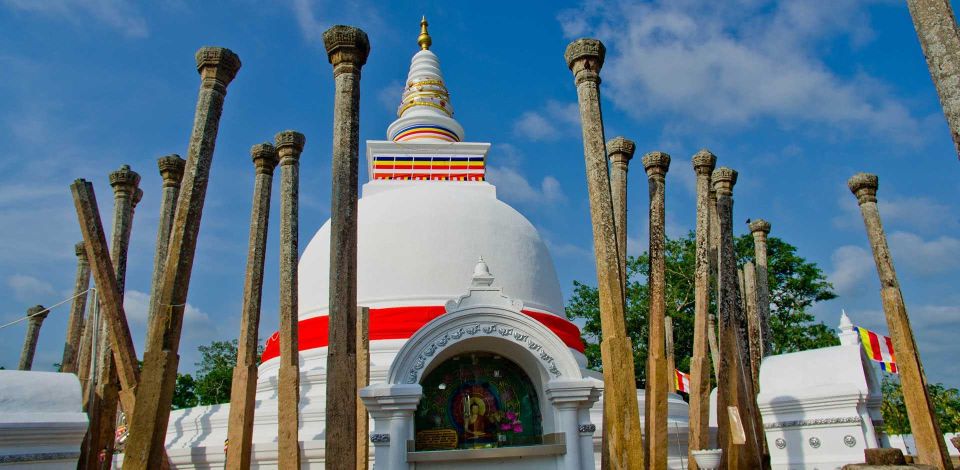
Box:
18;305;48;370
643;150;671;469
748;219;773;358
322;26;369;470
357;306;370;470
61;242;91;374
276;131;305;469
565;37;644;469
689;150;716;469
225;143;279;470
146;154;185;345
125;46;241;470
848;173;953;469
608;136;636;290
713;167;763;470
742;261;760;391
906;0;960;160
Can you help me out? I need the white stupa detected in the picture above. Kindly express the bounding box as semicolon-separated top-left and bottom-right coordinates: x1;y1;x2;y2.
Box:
160;18;691;469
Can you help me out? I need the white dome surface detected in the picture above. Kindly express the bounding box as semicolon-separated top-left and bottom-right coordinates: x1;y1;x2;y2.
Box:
298;181;565;318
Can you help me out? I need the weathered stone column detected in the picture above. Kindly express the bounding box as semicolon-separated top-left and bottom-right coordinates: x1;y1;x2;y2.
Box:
713;167;762;470
146;155;185;344
565;38;644;469
275;131;305;469
125;46;241;470
742;261;761;391
91;165;140;467
848;173;953;469
357;306;370;470
61;242;91;374
77;291;97;407
707;314;719;376
748;219;773;358
18;305;48;370
323;26;369;470
642;150;670;469
688;150;715;469
665;315;675;390
224;143;278;470
907;0;960;160
608;136;636;290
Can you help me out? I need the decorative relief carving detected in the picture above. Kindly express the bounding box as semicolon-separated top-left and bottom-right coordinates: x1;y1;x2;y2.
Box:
843;435;857;447
774;438;786;449
808;437;821;449
764;416;862;429
578;424;597;433
370;433;391;443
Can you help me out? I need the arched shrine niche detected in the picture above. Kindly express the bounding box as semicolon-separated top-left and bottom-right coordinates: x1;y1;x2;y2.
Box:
414;351;543;450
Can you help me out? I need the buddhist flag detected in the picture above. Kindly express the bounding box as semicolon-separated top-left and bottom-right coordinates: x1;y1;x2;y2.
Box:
854;325;898;374
675;369;691;393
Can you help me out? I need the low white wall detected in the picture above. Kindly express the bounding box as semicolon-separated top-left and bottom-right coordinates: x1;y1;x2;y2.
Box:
886;433;959;457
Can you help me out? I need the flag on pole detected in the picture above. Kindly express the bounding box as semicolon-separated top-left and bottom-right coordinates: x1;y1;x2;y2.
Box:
675;369;691;393
854;325;898;374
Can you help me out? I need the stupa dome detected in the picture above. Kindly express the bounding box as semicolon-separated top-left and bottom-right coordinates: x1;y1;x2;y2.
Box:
297;181;565;318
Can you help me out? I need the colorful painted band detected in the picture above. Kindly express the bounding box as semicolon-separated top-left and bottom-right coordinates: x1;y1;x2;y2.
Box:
260;305;585;363
392;125;461;142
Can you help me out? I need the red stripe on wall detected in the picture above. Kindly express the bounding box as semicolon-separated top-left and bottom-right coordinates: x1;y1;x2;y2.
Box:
261;305;585;363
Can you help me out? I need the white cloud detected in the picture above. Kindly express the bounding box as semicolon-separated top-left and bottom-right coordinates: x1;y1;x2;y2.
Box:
288;0;384;44
888;232;960;276
828;245;874;296
6;274;56;303
558;1;924;141
377;80;403;114
512;100;581;142
487;167;566;206
123;289;217;348
1;0;148;38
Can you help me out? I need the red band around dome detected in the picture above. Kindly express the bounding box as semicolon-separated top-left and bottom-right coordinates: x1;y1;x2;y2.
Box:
260;305;585;363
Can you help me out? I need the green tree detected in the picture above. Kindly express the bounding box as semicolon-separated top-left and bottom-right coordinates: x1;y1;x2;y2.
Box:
566;231;839;387
194;340;240;405
881;376;960;435
172;373;198;409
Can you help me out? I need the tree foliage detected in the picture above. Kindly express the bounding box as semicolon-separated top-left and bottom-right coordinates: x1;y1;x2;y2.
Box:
171;339;263;409
881;376;960;435
566;231;839;387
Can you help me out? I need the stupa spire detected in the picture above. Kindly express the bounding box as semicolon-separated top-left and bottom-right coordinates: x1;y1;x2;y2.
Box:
386;17;465;143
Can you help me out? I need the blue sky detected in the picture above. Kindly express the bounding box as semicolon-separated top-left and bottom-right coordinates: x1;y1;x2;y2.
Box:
0;0;957;389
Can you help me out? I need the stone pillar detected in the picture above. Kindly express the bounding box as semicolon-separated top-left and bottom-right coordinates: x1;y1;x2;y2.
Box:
224;143;278;470
565;37;644;469
748;219;773;358
276;131;305;470
607;136;636;290
61;242;91;374
665;315;675;391
146;155;185;345
323;26;369;470
77;290;97;408
906;0;960;160
643;150;670;469
848;173;953;469
357;306;371;470
712;167;763;470
689;150;715;469
546;380;601;470
18;305;48;370
707;314;719;376
125;46;241;470
742;261;761;391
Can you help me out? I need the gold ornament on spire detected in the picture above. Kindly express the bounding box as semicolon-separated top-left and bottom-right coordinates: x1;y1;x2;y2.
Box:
418;16;432;50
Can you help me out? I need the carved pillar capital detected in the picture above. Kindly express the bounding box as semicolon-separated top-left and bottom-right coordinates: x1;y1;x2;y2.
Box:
157;154;186;188
607;136;635;167
323;26;370;76
195;46;241;92
642;151;671;179
275;130;306;166
27;304;48;324
848;172;879;205
250;143;279;174
565;38;605;86
748;218;771;237
692;149;717;175
712;167;738;196
109;164;141;198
